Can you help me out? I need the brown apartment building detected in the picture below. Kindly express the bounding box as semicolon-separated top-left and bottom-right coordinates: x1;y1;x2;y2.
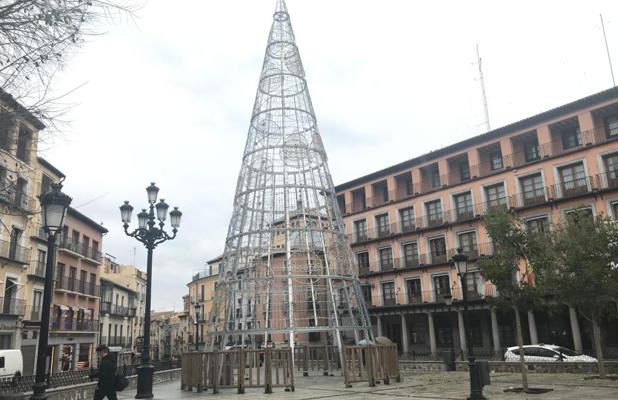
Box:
334;87;618;359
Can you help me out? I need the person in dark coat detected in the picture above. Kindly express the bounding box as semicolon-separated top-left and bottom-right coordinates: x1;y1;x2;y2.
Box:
92;345;117;400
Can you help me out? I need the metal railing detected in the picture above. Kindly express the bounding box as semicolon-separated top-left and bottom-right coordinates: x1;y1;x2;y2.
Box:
0;182;38;213
27;260;46;278
0;297;25;315
548;176;595;199
55;276;99;297
58;237;102;262
376;284;498;307
50;318;98;332
359;243;494;276
23;304;42;321
101;302;137;317
597;171;618;191
0;238;30;263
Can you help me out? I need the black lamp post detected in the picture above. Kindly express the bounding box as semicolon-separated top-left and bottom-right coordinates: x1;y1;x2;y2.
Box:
31;183;72;400
194;303;201;351
452;248;483;400
120;183;182;399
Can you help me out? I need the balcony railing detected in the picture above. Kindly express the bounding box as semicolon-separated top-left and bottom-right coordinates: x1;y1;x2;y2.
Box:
358;243;494;276
55;276;99;297
0;238;31;264
101;302;137;317
597;172;618;191
58;238;102;262
50;318;98;332
24;305;42;321
28;260;46;278
0;297;25;316
103;336;128;347
0;182;37;213
548;176;594;200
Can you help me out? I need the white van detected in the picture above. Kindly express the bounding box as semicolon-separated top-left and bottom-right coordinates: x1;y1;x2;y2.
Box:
0;349;23;379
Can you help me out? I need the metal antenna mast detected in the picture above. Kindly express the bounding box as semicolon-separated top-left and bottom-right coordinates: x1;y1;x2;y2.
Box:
476;44;491;131
600;14;616;87
209;0;373;362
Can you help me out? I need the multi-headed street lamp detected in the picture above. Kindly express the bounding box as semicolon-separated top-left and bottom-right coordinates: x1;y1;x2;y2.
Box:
452;248;483;400
31;183;72;400
120;183;182;399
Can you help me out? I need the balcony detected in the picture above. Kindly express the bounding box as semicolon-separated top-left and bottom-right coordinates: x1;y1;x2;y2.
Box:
58;238;102;263
0;182;37;213
103;336;128;347
0;297;25;316
509;188;548;209
24;305;42;321
549;176;594;199
55;276;99;297
27;260;46;278
101;302;137;318
50;318;98;332
0;239;30;264
597;172;618;190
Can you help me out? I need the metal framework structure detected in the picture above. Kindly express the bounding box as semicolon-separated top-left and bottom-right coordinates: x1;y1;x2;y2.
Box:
209;0;373;360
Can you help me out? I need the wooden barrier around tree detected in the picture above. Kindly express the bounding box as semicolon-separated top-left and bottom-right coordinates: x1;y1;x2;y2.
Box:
294;345;340;376
181;347;295;394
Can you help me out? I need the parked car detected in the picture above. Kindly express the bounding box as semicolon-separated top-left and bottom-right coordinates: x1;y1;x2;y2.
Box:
504;344;597;363
0;349;23;379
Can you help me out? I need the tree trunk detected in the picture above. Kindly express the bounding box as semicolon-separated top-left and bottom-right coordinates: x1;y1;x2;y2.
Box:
513;306;529;391
592;314;606;378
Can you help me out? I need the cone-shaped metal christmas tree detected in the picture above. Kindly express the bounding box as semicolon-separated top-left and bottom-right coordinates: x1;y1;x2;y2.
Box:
210;0;373;357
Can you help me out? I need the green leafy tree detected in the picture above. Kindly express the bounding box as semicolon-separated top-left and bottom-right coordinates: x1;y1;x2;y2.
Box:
478;207;542;391
531;209;618;378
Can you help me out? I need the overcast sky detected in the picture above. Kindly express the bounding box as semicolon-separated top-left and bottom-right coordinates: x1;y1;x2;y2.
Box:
44;0;618;311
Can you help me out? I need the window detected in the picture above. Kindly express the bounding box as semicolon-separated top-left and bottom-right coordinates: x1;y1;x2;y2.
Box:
56;263;65;285
464;271;484;300
561;127;582;150
32;290;42;320
40;174;52;196
361;285;372;306
558;162;587;196
523;140;540;162
458;231;478;257
606;115;618;138
399;207;415;232
526;216;549;234
71;230;80;252
565;207;594;223
402;242;419;268
459;161;471;181
375;214;390;237
603;153;618;187
378;247;393;271
490;151;503;170
484;183;507;209
336;195;346;214
406;278;422;304
89;273;96;295
372;181;389;205
35;249;46;276
356;252;370;275
612;202;618;218
454;192;474;220
425;200;443;226
9;227;22;260
16;126;32;164
67;267;76;291
520;173;545;206
92;240;99;260
429;237;447;264
430;168;441;188
353;219;367;242
395;173;414;198
82;236;90;257
79;270;87;293
433;275;451;301
381;282;396;306
0;113;14;152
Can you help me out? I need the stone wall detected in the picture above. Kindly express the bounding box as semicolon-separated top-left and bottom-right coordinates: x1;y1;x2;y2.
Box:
21;368;180;400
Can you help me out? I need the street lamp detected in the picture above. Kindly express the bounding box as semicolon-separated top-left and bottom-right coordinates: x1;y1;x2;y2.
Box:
194;303;202;351
120;183;182;399
452;248;483;400
31;183;72;400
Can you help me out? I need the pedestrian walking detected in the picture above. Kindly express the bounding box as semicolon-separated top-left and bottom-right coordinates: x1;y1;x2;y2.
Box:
91;345;117;400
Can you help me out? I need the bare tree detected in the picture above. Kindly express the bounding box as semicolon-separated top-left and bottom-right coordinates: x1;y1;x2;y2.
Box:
0;0;138;130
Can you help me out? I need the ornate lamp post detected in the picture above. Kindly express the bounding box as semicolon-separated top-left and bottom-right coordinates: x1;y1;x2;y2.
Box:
31;183;72;400
194;303;202;351
452;248;483;400
120;183;182;399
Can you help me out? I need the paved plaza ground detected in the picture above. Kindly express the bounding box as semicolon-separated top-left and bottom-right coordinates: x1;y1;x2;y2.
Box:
117;370;618;400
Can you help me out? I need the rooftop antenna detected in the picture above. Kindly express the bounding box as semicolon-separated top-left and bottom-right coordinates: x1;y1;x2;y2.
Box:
476;44;491;131
600;14;616;87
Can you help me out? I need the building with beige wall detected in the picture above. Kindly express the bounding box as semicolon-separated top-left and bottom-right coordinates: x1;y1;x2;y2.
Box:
99;276;137;351
335;87;618;359
0;90;44;371
186;255;221;350
101;256;146;353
